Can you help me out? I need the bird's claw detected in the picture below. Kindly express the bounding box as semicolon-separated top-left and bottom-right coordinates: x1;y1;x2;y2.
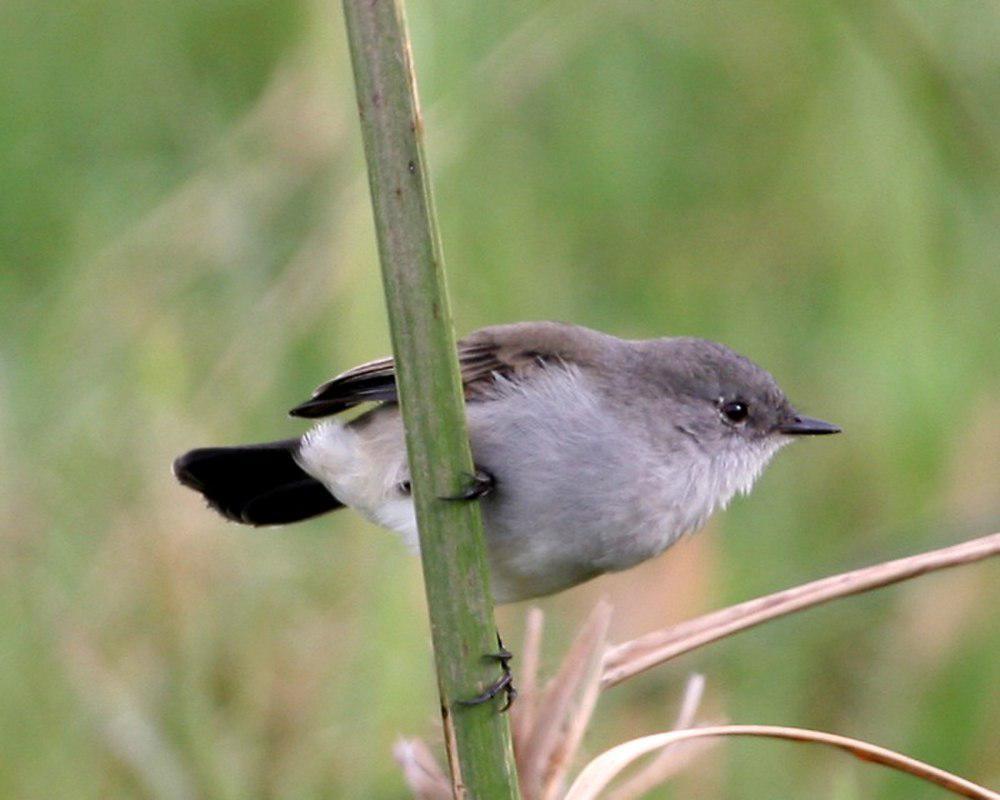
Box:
459;671;517;712
458;637;517;712
439;469;495;501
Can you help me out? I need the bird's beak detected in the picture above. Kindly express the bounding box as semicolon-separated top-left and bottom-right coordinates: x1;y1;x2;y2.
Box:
778;415;841;436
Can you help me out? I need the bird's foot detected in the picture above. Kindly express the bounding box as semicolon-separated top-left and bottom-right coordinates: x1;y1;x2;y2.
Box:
439;468;495;501
458;635;516;712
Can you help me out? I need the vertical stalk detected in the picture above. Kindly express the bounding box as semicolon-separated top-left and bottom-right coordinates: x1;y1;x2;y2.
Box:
339;1;521;797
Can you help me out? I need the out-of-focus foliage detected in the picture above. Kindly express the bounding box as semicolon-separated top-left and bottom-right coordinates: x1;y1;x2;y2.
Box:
1;0;997;797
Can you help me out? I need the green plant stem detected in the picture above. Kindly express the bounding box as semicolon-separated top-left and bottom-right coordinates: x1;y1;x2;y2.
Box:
339;1;520;797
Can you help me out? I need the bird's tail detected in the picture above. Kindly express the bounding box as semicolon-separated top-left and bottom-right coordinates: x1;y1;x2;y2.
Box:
173;438;343;526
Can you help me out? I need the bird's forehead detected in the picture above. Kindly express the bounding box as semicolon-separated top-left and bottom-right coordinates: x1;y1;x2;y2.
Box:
717;360;785;402
655;338;787;405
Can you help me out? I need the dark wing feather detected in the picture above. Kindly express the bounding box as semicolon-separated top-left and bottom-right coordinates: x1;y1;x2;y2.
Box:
288;355;399;418
288;321;599;419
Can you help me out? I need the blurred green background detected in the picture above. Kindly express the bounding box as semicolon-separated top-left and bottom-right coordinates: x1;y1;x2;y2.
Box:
1;0;998;797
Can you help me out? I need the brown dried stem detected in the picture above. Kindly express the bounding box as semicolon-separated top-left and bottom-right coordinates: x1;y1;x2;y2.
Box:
602;532;1000;688
565;725;1000;800
512;609;546;751
519;602;612;799
603;673;712;800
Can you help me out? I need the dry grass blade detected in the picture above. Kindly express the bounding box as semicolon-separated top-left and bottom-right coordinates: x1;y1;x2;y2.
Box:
539;604;612;800
673;674;706;729
602;532;1000;688
393;738;453;800
563;725;1000;800
512;607;546;761
604;674;711;800
520;601;613;799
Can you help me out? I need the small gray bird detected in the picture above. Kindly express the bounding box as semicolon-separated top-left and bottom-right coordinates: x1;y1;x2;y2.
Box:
174;321;839;603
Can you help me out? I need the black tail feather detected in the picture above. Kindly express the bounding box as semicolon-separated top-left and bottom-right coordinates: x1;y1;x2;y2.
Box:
173;439;343;526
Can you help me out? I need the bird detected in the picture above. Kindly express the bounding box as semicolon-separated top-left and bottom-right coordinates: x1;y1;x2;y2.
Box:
174;321;840;604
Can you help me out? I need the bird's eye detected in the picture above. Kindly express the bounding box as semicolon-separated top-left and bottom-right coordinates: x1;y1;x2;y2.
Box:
721;400;749;424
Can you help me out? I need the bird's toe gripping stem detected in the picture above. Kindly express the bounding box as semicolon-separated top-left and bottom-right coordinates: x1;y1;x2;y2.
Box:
439;468;495;502
458;638;517;712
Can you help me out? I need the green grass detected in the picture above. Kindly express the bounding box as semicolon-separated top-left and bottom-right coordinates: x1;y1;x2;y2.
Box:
1;1;997;798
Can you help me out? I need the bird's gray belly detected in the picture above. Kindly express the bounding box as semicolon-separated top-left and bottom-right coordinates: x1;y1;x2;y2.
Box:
466;372;680;602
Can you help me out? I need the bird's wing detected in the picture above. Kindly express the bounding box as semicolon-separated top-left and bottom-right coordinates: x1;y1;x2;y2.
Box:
288;321;605;418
